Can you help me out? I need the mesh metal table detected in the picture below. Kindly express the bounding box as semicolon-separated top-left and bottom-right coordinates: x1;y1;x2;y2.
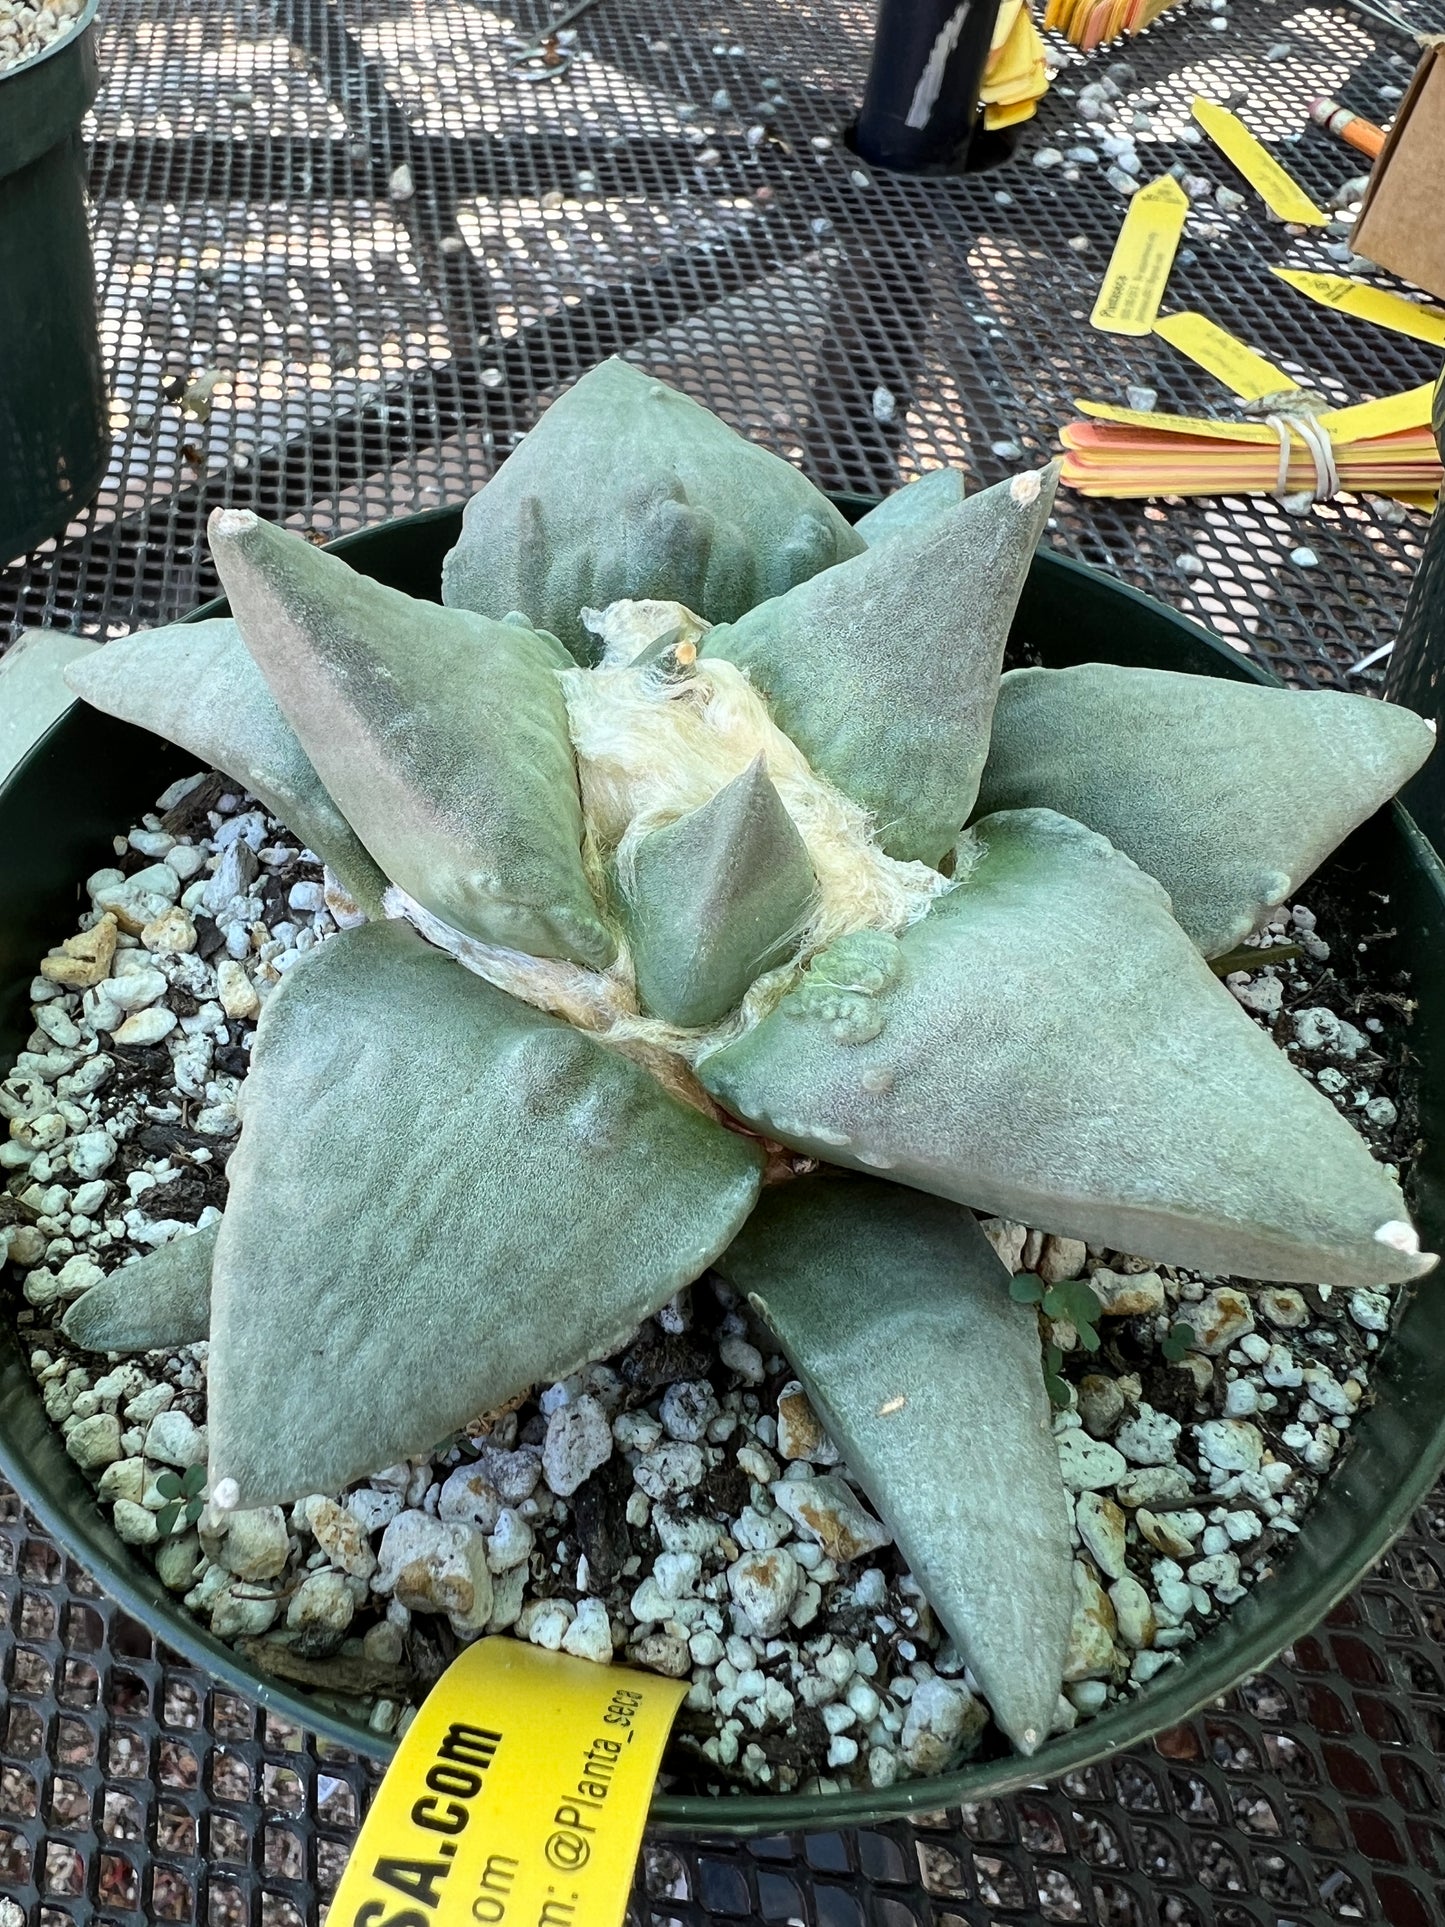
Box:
4;0;1445;1916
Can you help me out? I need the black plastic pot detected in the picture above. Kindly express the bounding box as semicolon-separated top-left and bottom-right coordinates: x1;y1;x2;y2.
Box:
852;0;1004;173
1384;367;1445;850
0;0;110;567
3;507;1445;1834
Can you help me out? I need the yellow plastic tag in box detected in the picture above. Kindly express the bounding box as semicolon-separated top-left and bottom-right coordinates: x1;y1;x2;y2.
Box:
1153;313;1299;401
1073;399;1280;443
1191;99;1328;227
1319;383;1438;445
1090;176;1190;336
1271;270;1445;349
329;1640;687;1927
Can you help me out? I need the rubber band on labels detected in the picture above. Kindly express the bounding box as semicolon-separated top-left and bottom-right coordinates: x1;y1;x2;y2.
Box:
1266;414;1340;503
328;1639;687;1927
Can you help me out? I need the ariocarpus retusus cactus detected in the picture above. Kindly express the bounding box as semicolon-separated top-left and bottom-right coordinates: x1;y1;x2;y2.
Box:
59;359;1435;1752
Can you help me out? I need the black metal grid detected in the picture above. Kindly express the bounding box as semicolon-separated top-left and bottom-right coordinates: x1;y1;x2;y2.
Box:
5;0;1445;1917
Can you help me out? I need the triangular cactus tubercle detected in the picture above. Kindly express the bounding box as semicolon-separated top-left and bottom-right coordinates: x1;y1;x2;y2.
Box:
64;620;388;914
977;664;1436;956
205;920;764;1508
207;509;615;969
700;808;1435;1289
703;465;1060;867
622;756;818;1027
715;1173;1074;1756
63;1222;217;1355
441;358;865;663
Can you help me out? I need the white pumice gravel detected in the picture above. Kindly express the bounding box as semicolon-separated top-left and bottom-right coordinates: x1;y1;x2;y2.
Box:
5;771;1420;1796
0;0;84;72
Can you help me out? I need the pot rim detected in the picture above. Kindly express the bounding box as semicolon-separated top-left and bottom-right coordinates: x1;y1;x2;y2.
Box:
4;501;1445;1834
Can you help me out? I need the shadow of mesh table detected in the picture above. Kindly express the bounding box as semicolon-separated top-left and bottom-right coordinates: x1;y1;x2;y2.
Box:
4;0;1445;1917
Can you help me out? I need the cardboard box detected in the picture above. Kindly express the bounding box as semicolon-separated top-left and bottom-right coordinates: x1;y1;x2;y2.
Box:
1354;40;1445;303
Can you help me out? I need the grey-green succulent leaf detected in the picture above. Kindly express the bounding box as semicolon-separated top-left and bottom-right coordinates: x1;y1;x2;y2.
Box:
64;621;388;914
700;808;1435;1289
440;359;864;664
703;466;1060;867
853;465;966;546
206;919;764;1507
976;665;1436;956
207;509;614;969
715;1173;1073;1756
63;1222;217;1354
623;756;818;1027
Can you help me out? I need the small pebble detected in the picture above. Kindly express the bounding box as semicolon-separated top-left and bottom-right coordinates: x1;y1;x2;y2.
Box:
542;1394;612;1497
728;1550;800;1637
1056;1432;1128;1491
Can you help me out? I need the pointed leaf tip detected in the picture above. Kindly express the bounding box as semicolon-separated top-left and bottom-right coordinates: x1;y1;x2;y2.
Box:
210;507;259;539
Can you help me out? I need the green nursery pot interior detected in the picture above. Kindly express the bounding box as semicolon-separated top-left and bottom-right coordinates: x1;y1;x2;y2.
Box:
2;501;1445;1835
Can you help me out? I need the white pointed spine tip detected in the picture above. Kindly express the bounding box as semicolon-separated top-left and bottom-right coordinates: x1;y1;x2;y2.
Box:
212;1476;241;1511
1010;470;1045;508
1017;1723;1041;1754
209;508;259;539
1374;1220;1420;1254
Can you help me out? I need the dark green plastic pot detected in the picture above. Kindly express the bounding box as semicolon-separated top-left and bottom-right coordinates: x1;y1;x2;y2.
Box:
0;0;110;566
1385;367;1445;849
3;504;1445;1835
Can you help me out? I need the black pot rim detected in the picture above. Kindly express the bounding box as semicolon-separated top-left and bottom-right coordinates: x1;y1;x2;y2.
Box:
4;501;1445;1835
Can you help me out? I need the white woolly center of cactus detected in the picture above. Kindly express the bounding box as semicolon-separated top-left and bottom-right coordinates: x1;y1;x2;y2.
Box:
386;600;952;1107
561;625;949;957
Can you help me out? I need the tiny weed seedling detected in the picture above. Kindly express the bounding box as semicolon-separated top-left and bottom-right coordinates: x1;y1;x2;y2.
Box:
1011;1272;1104;1353
154;1463;207;1537
1161;1320;1198;1364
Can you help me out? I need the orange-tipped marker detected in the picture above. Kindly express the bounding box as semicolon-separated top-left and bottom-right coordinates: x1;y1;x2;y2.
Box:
1308;95;1387;161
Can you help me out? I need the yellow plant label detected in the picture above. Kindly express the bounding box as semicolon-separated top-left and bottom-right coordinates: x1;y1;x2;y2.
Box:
328;1640;687;1927
1319;383;1438;444
1271;270;1445;347
1074;399;1279;443
1153;313;1299;401
990;0;1025;51
1090;176;1190;336
1191;99;1329;226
